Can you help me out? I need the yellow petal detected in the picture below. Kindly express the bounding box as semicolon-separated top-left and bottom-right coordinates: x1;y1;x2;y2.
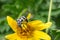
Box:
27;36;40;40
28;37;40;40
28;20;52;30
33;30;51;40
7;16;19;32
36;22;52;30
5;33;33;40
27;13;31;20
27;20;43;27
5;33;21;40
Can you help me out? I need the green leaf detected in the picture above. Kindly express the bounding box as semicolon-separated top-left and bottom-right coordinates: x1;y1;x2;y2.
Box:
50;29;57;40
54;33;60;40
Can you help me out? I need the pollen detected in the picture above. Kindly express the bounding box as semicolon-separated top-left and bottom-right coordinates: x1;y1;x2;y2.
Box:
17;23;34;38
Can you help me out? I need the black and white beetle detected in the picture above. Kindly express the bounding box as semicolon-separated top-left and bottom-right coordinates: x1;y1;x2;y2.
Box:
17;16;28;27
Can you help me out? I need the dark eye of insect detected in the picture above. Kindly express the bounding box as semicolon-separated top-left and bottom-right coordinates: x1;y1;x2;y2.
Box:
17;16;28;27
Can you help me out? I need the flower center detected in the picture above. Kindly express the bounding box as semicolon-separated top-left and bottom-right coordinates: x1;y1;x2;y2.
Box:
17;23;34;38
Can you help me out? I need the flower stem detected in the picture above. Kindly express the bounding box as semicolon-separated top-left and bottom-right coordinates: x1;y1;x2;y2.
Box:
46;0;52;33
48;0;52;22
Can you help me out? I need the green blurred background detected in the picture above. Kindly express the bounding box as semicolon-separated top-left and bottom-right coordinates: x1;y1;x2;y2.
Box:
0;0;60;40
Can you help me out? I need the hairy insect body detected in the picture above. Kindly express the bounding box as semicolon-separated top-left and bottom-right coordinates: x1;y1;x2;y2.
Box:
17;16;28;27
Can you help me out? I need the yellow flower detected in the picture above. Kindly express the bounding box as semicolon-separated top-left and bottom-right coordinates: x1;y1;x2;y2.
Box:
5;14;52;40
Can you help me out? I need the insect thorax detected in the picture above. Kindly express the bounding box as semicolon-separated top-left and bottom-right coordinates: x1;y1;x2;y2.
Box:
17;16;28;27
